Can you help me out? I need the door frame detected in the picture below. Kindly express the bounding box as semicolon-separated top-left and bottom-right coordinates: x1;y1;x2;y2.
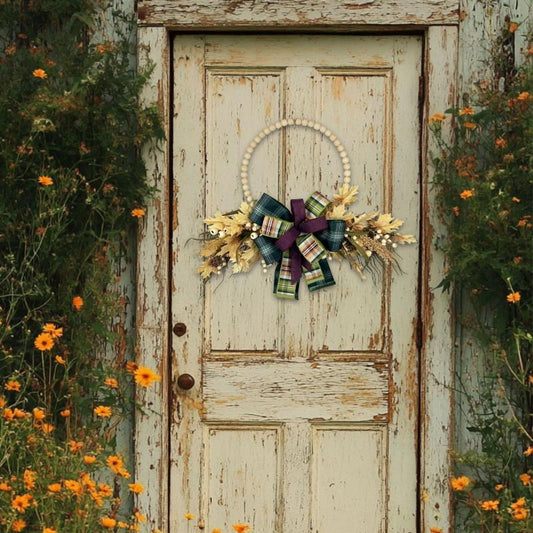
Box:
135;3;459;532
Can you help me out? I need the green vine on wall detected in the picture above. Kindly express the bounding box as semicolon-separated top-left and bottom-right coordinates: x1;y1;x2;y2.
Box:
431;20;532;533
0;1;163;531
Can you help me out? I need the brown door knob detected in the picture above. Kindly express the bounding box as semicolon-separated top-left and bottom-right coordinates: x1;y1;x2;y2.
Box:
177;373;195;390
173;322;187;337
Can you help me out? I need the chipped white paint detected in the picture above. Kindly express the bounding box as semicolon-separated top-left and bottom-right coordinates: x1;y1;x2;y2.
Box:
137;0;459;27
170;34;421;532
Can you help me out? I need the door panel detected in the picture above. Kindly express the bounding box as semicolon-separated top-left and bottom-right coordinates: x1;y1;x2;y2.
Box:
171;34;421;532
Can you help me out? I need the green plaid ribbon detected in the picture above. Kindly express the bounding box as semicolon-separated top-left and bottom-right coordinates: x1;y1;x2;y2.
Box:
250;192;345;299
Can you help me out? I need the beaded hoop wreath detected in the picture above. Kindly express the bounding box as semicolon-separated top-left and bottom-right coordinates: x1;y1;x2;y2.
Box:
197;118;415;300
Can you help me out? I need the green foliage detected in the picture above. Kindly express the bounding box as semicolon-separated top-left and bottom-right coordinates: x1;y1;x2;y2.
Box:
0;0;162;530
431;22;532;532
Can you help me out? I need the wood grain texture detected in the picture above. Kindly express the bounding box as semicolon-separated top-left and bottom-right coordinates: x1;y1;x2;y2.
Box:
137;0;459;27
135;25;170;533
204;360;389;421
419;25;458;533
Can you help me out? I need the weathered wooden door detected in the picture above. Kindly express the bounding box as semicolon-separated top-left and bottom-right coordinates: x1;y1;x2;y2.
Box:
171;34;421;532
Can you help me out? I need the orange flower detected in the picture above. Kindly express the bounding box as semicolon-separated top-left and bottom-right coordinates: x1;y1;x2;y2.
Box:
459;189;473;200
519;473;531;485
464;122;476;130
0;397;5;408
23;470;36;490
64;479;82;495
13;408;26;419
131;208;146;218
495;138;507;148
134;366;161;387
212;530;222;533
55;355;66;365
453;206;460;216
69;440;84;452
72;295;84;310
451;476;471;491
128;482;144;494
101;517;117;529
94;405;112;418
525;446;533;457
60;409;70;417
41;423;54;433
98;483;113;497
34;332;54;351
511;196;520;203
83;455;97;465
43;323;62;338
459;107;474;116
47;483;61;493
106;455;124;474
135;512;147;522
509;21;518;33
5;381;21;392
429;113;445;124
32;68;47;79
517;91;530;101
43;528;57;533
512;507;528;520
37;175;53;186
232;525;251;533
11;519;26;531
104;377;118;388
480;500;499;511
125;362;138;374
507;291;521;303
33;408;45;420
11;494;32;513
430;528;442;533
495;484;504;491
185;513;196;520
0;482;12;491
3;408;15;420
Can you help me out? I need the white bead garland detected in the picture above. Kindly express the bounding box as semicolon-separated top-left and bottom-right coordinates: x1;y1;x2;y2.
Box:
240;119;352;205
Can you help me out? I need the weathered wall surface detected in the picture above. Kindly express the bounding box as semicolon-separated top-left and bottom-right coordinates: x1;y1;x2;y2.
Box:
455;0;531;456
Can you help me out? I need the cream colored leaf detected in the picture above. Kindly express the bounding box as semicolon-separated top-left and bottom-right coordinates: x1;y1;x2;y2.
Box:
327;204;346;219
371;213;404;233
393;234;416;244
333;184;359;206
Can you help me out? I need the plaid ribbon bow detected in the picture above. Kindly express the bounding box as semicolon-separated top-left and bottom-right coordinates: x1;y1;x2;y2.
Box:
250;192;346;299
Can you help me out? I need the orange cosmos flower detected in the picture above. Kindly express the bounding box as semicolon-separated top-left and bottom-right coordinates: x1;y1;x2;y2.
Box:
128;482;144;494
185;513;196;520
509;21;518;33
100;517;117;529
106;455;124;474
3;408;15;420
11;519;26;532
512;197;520;203
11;494;32;513
32;68;47;79
72;295;83;310
0;482;11;491
232;525;251;533
495;484;504;491
495;138;507;148
480;500;499;511
125;361;138;374
55;355;66;365
512;507;528;520
429;113;445;124
451;476;471;491
83;455;97;465
464;122;476;130
134;366;161;387
69;440;84;452
64;479;82;495
0;397;5;408
34;332;54;351
33;407;45;420
47;483;62;493
41;423;54;433
135;512;147;522
213;529;222;533
131;207;146;218
43;323;62;338
43;528;57;533
525;446;533;457
23;470;36;490
94;405;112;418
60;409;70;417
430;528;442;533
104;377;118;388
519;473;531;485
507;291;521;303
458;107;474;116
5;380;21;392
517;91;530;101
37;175;53;186
13;408;25;419
98;483;113;497
459;189;474;199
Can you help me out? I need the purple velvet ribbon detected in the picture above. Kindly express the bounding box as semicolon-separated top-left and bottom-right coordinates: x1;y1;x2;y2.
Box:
275;199;328;283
